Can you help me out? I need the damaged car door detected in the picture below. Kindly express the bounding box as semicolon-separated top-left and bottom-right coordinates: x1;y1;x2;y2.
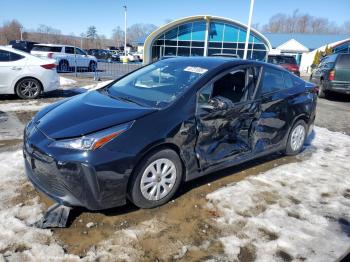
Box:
195;66;261;169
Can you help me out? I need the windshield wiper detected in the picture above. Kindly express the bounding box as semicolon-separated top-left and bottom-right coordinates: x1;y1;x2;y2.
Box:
102;88;151;108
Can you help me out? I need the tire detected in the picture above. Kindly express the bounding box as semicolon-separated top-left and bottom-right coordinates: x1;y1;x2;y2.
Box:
129;149;183;208
15;78;42;99
58;60;69;72
89;61;97;72
318;79;327;98
285;120;307;156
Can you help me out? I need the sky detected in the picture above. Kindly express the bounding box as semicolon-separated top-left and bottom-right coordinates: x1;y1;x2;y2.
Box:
1;0;349;38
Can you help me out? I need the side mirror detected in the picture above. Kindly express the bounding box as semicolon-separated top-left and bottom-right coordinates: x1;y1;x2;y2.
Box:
208;96;229;111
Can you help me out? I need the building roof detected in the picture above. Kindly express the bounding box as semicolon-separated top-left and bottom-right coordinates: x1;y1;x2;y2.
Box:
276;38;309;53
264;33;350;50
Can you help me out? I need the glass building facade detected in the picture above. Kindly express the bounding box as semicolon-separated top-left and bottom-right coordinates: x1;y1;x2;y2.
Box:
149;18;270;63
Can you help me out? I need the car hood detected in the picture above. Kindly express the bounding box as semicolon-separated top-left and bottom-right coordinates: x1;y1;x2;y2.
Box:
35;91;156;139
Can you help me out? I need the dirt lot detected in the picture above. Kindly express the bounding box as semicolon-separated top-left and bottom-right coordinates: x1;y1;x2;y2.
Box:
0;77;349;261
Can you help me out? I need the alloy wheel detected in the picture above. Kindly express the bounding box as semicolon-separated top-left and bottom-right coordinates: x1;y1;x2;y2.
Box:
18;80;40;98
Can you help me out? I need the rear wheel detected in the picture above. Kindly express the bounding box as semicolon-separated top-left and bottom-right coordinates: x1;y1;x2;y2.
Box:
129;149;183;208
318;79;327;98
58;60;69;72
15;78;42;99
285;120;307;155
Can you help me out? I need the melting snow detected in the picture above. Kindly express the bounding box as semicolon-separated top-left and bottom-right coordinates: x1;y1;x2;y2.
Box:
0;101;51;112
0;112;24;140
207;127;350;261
59;77;77;86
0;150;163;261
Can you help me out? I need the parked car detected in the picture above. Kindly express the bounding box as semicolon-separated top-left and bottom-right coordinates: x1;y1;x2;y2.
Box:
0;46;59;99
310;53;350;98
9;40;39;53
86;49;119;63
24;57;317;210
31;44;97;72
268;55;300;76
120;52;140;62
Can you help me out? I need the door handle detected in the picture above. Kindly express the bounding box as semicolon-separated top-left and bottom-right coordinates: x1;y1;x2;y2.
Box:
11;66;22;70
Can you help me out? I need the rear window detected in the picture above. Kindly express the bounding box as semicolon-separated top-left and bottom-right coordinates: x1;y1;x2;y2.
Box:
261;67;285;94
336;54;350;68
32;45;62;52
283;72;304;89
268;56;297;65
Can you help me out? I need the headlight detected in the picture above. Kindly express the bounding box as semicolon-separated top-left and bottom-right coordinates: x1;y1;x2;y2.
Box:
49;122;133;151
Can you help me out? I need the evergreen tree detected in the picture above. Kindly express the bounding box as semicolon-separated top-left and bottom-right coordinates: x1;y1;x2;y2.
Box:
312;50;321;66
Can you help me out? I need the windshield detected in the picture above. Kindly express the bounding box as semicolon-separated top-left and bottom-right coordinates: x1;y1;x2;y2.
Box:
106;59;209;108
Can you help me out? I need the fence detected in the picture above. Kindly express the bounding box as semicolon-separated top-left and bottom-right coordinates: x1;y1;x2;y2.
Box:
57;58;143;80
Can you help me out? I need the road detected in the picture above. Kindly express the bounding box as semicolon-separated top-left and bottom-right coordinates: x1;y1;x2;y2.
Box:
0;81;349;261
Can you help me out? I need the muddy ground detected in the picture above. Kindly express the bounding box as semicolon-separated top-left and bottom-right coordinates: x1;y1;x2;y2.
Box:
1;76;350;261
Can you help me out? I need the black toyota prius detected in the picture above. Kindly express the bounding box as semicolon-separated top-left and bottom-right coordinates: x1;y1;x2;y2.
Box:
23;57;317;210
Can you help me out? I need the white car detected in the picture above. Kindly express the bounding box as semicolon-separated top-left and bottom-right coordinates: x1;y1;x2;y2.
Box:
0;46;59;99
120;53;140;62
31;44;97;72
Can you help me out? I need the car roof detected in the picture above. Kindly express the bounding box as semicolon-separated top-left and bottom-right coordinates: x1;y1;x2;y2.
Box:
268;54;295;58
159;56;278;71
34;44;74;48
0;45;30;56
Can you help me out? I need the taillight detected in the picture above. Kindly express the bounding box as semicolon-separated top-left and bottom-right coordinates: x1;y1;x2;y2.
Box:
47;53;54;58
41;64;56;70
329;70;335;81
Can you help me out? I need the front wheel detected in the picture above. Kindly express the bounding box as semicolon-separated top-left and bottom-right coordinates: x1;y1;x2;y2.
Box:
89;61;97;72
129;149;183;208
285;120;307;155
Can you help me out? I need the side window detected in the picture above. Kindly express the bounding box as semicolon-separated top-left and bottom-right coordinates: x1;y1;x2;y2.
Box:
197;84;212;106
9;52;24;61
65;47;75;54
197;66;260;110
0;50;10;62
261;67;285;94
76;48;86;55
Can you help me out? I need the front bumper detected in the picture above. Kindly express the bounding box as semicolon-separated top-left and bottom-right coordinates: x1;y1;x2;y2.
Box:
23;124;131;210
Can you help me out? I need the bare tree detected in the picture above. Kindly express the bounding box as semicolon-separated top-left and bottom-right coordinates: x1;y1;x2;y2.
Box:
0;20;22;45
262;9;344;34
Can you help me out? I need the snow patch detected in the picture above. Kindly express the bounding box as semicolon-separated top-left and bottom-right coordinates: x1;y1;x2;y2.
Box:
207;127;350;261
0;149;164;261
59;76;77;86
0;151;80;261
0;101;51;112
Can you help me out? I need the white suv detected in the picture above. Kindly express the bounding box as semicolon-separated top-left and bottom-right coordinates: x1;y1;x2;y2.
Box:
31;44;97;72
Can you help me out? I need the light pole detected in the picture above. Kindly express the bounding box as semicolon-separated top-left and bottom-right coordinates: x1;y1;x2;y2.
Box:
20;26;23;41
243;0;255;60
123;2;127;56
